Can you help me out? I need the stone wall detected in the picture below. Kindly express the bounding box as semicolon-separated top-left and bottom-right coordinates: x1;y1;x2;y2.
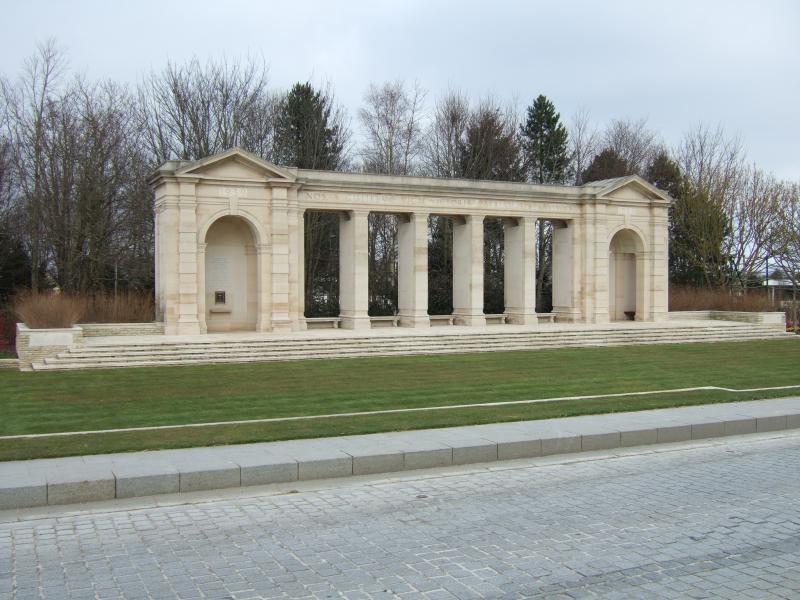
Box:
16;325;84;370
79;322;165;337
670;311;786;327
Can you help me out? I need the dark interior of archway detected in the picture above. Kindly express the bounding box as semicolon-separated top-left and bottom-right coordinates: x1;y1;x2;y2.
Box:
304;211;339;317
368;213;398;316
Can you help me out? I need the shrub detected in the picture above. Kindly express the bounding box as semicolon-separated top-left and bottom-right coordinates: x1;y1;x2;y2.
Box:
80;291;155;323
13;290;85;328
669;286;777;312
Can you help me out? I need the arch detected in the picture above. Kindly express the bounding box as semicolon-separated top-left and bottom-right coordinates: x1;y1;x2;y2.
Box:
608;228;645;321
203;215;259;332
198;208;266;247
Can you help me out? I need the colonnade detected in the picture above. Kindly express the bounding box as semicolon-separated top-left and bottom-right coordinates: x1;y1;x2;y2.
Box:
306;211;573;329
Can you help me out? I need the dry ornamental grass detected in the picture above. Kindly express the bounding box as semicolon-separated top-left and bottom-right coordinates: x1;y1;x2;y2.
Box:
13;290;155;328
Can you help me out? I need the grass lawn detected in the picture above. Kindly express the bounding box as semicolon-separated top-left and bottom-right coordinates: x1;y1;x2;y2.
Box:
1;338;798;461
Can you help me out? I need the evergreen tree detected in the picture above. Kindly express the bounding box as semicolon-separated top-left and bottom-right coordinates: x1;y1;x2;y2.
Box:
273;82;347;170
581;148;630;182
645;151;682;199
274;82;349;316
519;95;569;311
519;95;569;184
669;186;730;287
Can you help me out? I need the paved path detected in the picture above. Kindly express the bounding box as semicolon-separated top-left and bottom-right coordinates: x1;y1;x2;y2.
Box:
3;432;800;599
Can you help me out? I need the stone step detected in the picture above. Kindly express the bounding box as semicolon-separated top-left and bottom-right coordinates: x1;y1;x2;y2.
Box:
64;325;782;356
34;330;793;370
78;323;772;349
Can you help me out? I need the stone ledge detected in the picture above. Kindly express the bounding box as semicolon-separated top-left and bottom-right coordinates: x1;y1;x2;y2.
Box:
1;397;800;511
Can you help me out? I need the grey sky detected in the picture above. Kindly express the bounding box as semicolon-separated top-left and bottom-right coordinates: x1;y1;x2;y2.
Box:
2;0;798;180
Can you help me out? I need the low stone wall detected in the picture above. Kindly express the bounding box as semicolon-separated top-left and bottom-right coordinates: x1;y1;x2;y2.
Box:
670;311;786;327
79;322;165;337
0;359;19;370
16;324;84;370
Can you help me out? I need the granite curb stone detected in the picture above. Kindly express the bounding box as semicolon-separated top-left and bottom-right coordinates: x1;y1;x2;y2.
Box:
1;396;799;510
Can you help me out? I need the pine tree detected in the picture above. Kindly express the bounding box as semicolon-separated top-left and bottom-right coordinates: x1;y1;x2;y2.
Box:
519;95;569;311
274;82;349;316
519;95;569;184
273;82;347;170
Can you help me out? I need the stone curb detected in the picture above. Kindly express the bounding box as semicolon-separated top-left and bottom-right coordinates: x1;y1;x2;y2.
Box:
2;397;800;510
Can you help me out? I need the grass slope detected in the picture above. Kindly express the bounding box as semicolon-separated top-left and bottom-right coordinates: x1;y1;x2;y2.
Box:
0;339;798;460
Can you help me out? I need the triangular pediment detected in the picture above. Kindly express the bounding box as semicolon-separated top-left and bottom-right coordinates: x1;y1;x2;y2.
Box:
177;147;296;182
589;175;673;203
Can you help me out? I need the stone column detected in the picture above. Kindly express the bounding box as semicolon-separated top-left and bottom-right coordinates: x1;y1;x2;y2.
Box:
176;181;200;335
552;220;581;322
339;209;371;329
452;215;486;326
270;186;292;332
503;216;538;326
398;212;430;327
287;202;302;330
588;201;610;323
295;208;307;329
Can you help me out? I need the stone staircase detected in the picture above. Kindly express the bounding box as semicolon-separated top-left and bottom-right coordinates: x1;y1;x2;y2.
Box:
30;322;793;371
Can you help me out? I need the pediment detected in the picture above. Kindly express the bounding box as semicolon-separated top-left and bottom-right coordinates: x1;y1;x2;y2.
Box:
177;148;296;182
593;176;673;203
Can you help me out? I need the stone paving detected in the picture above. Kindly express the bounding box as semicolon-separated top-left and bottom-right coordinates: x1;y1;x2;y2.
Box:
2;433;800;599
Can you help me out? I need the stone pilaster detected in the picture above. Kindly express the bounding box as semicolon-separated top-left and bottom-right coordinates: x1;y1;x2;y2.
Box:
552;220;581;322
339;209;371;329
176;180;200;335
270;186;292;332
503;216;538;326
453;215;485;326
398;212;430;328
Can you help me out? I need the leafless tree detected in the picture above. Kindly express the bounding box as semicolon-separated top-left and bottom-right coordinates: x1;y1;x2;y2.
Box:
603;117;662;176
568;108;599;184
2;39;66;290
727;165;781;288
677;123;745;209
359;80;425;175
421;89;470;178
138;56;276;162
769;182;800;327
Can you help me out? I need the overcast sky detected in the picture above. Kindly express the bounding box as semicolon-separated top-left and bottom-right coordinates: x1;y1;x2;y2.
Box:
2;0;798;180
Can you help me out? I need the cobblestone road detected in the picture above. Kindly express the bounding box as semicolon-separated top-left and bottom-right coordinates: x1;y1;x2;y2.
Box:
2;433;800;599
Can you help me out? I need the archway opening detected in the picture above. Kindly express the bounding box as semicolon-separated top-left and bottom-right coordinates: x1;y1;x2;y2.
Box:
204;216;258;332
609;228;643;321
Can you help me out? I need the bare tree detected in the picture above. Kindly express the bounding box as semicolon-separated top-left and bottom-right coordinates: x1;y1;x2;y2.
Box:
568;108;599;184
2;39;66;290
769;182;800;328
359;80;425;175
727;165;781;288
421;89;470;178
138;56;276;162
603;117;662;176
677;123;745;209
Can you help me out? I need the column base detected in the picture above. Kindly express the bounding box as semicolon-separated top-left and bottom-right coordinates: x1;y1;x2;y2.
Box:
398;312;430;328
452;311;486;327
504;310;539;326
175;320;201;335
340;314;372;330
270;320;294;332
552;306;582;323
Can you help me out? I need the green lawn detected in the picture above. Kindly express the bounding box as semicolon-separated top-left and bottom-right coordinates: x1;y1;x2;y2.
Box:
1;338;798;461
